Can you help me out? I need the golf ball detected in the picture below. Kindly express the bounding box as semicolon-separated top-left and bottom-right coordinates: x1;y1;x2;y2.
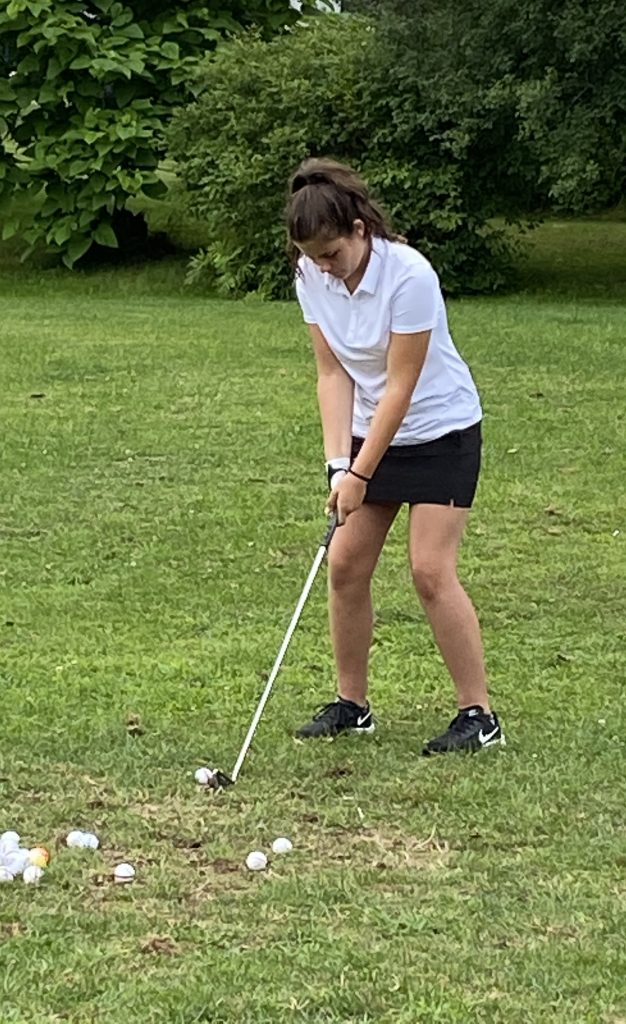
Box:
0;866;14;883
66;830;86;848
245;851;268;872
113;862;135;884
3;849;31;876
271;837;293;855
81;833;100;850
194;767;215;786
23;864;44;885
0;834;20;857
28;847;51;868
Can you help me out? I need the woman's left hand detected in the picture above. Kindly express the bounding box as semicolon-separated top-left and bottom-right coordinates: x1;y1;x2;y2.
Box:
325;472;367;525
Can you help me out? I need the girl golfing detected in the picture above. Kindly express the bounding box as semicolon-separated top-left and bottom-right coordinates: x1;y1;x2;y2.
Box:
288;157;504;755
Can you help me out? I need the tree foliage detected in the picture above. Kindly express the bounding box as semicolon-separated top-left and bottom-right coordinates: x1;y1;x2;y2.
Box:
343;0;626;214
0;0;309;265
168;15;519;299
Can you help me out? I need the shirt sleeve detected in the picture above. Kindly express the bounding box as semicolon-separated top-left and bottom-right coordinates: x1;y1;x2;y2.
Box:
390;265;440;334
295;267;317;325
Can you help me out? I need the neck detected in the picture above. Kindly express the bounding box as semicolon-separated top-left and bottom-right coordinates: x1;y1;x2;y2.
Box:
344;238;372;294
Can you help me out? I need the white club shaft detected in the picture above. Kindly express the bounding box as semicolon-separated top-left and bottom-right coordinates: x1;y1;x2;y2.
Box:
230;542;329;782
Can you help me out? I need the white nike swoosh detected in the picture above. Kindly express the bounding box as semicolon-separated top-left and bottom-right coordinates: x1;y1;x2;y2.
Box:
356;713;371;727
478;725;500;745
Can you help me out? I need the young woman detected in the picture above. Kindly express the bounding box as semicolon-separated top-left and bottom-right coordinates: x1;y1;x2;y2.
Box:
287;158;504;755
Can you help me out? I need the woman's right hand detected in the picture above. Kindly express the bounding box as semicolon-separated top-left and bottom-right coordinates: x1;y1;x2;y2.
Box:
324;458;349;522
324;468;346;520
325;471;367;526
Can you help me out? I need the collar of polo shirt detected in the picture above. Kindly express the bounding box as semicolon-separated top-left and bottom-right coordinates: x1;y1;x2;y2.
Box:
323;237;384;297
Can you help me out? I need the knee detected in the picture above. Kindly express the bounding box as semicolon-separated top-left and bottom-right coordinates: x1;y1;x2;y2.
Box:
329;551;372;593
410;559;453;603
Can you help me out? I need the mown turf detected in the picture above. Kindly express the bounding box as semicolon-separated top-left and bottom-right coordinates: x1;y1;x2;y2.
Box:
0;218;625;1023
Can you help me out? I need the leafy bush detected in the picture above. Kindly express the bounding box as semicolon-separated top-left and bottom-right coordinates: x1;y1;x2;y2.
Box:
0;0;310;267
168;14;522;298
345;0;626;216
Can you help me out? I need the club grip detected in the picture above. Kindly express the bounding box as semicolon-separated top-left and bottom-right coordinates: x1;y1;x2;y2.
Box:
320;512;338;549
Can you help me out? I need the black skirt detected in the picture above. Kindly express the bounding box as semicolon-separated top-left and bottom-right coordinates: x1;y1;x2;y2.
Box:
351;421;482;508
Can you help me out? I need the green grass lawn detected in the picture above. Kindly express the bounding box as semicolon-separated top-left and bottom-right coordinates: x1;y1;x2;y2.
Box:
1;218;625;1023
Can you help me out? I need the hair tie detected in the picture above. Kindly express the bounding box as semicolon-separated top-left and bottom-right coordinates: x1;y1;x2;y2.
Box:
291;172;328;194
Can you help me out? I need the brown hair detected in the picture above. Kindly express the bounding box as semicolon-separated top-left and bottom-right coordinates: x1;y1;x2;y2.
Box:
286;157;404;271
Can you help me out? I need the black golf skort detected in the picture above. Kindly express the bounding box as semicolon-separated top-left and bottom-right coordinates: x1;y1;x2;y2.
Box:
351;421;482;508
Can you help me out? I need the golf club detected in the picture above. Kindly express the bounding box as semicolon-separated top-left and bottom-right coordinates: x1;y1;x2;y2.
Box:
213;512;338;789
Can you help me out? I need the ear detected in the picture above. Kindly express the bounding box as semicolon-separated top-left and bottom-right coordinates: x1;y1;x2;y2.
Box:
352;219;366;238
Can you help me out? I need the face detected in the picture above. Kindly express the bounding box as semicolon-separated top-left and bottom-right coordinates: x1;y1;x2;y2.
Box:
296;221;369;281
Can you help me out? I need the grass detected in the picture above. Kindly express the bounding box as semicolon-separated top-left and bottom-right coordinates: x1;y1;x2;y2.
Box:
0;215;625;1023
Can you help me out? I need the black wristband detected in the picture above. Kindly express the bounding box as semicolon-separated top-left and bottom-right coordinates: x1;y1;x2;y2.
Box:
326;458;350;489
348;467;372;483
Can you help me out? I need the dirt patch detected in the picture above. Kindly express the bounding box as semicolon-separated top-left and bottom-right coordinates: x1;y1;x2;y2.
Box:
302;824;450;872
324;764;354;779
139;935;179;956
210;857;240;874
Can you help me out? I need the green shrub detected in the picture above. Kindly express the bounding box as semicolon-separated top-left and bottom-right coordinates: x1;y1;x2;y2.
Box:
346;0;626;216
168;15;521;298
0;0;311;267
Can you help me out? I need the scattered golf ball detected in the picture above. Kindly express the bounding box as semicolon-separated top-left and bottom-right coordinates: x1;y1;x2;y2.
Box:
245;851;268;872
113;862;135;884
66;830;86;848
0;866;14;883
194;766;215;786
28;847;51;868
81;833;100;850
0;832;20;855
3;849;31;876
271;837;293;855
23;864;44;885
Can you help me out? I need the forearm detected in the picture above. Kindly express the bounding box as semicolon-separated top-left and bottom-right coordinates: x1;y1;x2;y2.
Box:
317;373;354;459
350;386;412;479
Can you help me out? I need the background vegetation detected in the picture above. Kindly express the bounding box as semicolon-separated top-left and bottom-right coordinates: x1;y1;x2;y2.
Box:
0;0;312;266
2;1;625;292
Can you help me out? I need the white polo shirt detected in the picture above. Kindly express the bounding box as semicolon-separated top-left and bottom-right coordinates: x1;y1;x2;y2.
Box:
295;237;481;444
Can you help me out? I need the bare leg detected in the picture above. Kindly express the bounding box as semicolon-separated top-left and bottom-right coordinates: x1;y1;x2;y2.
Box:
328;502;400;705
408;503;490;712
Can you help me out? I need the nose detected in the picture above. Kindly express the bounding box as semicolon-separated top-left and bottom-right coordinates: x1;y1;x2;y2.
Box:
318;261;332;274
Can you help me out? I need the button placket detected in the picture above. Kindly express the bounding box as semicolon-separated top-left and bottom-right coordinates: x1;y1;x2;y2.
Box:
348;296;357;345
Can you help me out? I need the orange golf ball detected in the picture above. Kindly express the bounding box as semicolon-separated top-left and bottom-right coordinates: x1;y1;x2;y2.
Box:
28;847;50;868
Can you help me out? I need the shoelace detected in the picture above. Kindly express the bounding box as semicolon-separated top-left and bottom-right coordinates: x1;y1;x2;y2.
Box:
448;710;484;736
312;701;345;723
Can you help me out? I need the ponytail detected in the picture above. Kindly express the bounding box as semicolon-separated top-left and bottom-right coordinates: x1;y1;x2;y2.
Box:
286;158;405;272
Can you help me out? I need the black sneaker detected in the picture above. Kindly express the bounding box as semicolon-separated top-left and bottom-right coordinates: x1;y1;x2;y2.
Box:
422;705;505;756
295;698;375;740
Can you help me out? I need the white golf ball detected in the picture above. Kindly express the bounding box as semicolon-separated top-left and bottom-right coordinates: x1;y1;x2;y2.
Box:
0;827;19;843
245;850;267;872
23;864;44;885
113;862;135;884
3;849;31;876
271;837;293;855
194;767;215;786
66;830;86;848
0;866;14;883
0;835;20;858
81;832;100;850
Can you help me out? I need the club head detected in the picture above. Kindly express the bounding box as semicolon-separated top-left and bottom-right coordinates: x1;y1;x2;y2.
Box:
213;769;235;789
